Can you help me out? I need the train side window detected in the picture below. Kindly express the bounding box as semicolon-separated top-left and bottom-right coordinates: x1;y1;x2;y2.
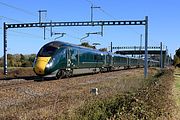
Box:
97;55;100;60
100;55;102;60
94;55;97;60
89;53;93;60
80;50;88;60
79;50;84;62
87;53;90;60
84;54;87;60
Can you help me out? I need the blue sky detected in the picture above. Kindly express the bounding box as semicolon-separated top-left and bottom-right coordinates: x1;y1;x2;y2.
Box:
0;0;179;57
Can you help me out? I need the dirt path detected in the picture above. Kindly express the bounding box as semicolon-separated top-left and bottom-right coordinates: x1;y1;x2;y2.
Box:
0;68;157;119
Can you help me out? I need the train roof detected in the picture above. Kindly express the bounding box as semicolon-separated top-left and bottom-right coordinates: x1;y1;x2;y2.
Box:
43;41;72;48
44;40;108;54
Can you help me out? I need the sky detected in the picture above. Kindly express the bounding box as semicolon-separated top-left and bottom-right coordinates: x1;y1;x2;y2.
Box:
0;0;179;57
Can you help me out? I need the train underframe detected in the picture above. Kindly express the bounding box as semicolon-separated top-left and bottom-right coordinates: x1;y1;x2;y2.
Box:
53;64;143;79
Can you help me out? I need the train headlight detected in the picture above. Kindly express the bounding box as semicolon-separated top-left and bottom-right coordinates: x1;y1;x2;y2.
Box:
46;62;53;68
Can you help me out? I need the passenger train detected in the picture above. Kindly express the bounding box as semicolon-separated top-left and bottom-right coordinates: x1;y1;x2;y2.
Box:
33;41;158;79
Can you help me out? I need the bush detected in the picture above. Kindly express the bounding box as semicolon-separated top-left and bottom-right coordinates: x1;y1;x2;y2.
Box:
0;54;36;67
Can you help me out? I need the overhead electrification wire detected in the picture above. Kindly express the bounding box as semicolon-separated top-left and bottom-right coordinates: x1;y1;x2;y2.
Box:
84;0;93;5
66;33;81;40
99;8;116;20
99;7;140;35
0;1;54;40
9;30;44;38
83;0;140;35
0;15;50;39
0;27;52;40
0;1;36;17
0;1;87;41
0;16;22;23
0;1;53;23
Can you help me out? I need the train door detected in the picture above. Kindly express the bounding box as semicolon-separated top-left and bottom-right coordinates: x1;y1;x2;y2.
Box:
106;53;112;67
67;48;71;67
67;47;78;68
127;57;130;68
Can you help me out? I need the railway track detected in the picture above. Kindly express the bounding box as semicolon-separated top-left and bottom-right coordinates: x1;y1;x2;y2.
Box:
0;66;143;88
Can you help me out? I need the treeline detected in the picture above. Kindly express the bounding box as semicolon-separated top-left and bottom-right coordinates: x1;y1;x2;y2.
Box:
79;42;107;52
0;54;36;67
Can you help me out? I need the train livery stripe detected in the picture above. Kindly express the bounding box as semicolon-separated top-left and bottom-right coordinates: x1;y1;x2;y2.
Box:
34;57;51;75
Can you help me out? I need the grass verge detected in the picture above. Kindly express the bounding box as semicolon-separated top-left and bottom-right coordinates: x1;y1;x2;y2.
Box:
172;67;180;119
73;68;175;120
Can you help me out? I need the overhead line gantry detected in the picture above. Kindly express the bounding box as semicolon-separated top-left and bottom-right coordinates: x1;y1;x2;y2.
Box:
5;20;146;28
3;16;148;77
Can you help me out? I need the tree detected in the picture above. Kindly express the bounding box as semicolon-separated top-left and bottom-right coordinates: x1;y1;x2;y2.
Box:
174;48;180;67
0;57;3;67
28;54;36;63
176;48;180;57
99;48;107;52
7;54;15;67
21;61;32;67
79;42;96;49
20;54;26;63
0;54;37;67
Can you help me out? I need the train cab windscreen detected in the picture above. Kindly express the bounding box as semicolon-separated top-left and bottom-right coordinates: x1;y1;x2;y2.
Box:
38;45;59;57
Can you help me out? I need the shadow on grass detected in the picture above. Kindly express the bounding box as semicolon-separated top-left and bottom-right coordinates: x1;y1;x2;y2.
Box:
0;75;57;81
0;67;142;82
0;72;102;82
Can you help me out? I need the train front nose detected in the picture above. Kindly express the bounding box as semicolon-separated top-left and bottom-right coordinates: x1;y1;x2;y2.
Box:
34;57;51;75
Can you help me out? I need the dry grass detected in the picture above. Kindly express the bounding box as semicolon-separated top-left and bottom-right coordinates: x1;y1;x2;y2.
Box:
0;67;35;79
0;67;175;119
0;68;157;119
172;67;180;120
74;68;175;120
